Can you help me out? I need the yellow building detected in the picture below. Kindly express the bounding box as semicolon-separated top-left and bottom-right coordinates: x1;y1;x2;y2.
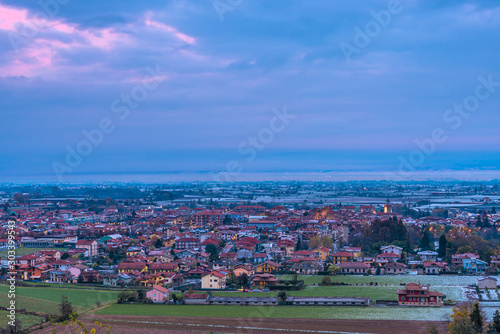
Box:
256;261;281;274
312;247;330;261
201;271;227;289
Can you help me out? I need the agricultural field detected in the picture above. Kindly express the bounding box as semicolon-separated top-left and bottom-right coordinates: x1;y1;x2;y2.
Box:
0;310;44;329
95;303;453;321
211;274;475;302
0;247;69;257
0;285;120;315
278;274;496;287
213;285;463;302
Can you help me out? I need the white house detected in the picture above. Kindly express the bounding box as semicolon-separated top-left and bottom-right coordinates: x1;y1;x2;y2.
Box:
380;245;403;256
478;277;497;290
418;250;438;262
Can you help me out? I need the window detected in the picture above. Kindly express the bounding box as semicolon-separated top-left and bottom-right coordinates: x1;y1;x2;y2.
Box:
401;296;405;300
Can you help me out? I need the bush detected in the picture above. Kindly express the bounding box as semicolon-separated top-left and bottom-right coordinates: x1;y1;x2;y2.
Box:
117;291;138;304
320;276;332;286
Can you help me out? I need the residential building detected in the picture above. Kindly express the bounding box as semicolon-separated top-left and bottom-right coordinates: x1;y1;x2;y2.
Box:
397;283;444;306
201;271;227;289
146;285;169;303
337;262;370;274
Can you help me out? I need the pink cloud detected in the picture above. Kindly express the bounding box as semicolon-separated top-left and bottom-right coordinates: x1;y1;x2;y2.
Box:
0;4;27;31
0;3;127;78
144;12;196;45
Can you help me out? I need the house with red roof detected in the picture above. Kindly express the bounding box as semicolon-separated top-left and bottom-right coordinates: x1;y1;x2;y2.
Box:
331;251;354;264
397;283;444;306
76;239;98;257
377;252;401;263
146;285;169;303
337;262;370;274
424;261;448;275
291;250;314;259
201;271;228;289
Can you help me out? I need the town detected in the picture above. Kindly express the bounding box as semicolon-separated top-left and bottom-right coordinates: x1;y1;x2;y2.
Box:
1;182;500;332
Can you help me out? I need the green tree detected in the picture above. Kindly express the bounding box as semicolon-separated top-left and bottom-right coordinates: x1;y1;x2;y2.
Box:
237;273;249;287
277;291;288;305
154;238;163;248
58;296;74;322
206;244;219;261
477;216;483;227
487;309;500;333
309;235;321;250
458;245;474;254
61;252;70;260
420;229;433;251
449;302;475;334
222;216;232;225
320;276;332;286
321;236;334;249
470;301;484;333
438;234;447;258
328;264;340;275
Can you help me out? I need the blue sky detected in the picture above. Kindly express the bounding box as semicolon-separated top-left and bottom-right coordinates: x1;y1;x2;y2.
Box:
0;0;499;182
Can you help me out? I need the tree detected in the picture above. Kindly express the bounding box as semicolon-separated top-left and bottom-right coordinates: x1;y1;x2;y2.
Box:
321;236;334;249
328;264;340;275
487;309;500;333
155;238;163;248
309;236;321;250
420;229;433;251
277;291;288;305
117;291;138;304
477;216;483;227
222;216;232;225
50;313;112;334
61;252;70;260
470;301;484;333
375;266;381;275
492;207;497;214
237;273;249;287
58;296;74;321
295;239;301;251
449;302;475;334
320;276;332;286
427;324;439;334
206;244;219;261
457;245;474;254
438;234;447;258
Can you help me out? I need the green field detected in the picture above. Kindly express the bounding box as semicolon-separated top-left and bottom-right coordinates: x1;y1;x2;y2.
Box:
95;303;453;321
211;274;471;302
0;285;121;315
213;285;463;301
278;274;492;287
0;247;69;257
0;310;44;329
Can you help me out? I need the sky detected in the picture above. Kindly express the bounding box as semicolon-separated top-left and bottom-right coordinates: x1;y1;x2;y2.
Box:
0;0;499;183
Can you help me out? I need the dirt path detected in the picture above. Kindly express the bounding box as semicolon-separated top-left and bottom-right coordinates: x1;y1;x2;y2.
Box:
31;315;449;334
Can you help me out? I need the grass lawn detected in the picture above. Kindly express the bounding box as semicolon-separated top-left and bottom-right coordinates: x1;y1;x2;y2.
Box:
95;303;453;321
214;286;400;300
0;310;44;330
0;285;121;315
0;247;69;257
213;285;464;302
278;275;492;288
